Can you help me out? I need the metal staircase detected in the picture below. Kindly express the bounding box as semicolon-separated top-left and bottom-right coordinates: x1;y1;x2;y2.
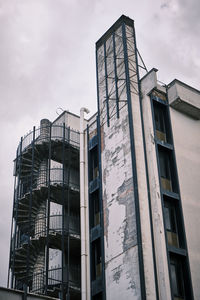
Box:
8;119;81;300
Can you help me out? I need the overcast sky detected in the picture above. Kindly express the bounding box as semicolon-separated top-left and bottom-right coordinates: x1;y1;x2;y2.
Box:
0;0;199;287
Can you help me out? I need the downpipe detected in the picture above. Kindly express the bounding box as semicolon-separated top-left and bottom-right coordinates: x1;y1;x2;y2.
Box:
80;107;90;300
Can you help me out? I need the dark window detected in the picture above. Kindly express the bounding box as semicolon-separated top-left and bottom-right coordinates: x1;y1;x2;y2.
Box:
159;151;170;180
92;239;102;280
154;103;167;143
90;192;100;228
164;201;179;247
164;202;176;232
158;150;172;191
90;149;99;181
93;292;102;300
170;258;184;299
154;104;166;133
93;196;100;227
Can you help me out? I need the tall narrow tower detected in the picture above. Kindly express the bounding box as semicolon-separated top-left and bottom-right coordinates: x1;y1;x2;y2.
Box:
93;14;147;299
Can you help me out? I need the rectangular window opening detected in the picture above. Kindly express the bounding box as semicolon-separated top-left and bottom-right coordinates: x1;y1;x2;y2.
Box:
90;191;100;228
153;101;171;144
92;238;102;280
164;200;179;248
159;150;172;192
170;257;185;299
90;149;99;181
93;292;103;300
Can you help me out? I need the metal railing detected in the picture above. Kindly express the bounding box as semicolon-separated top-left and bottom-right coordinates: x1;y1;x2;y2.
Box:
17;124;80;156
19;168;79;198
34;214;80;237
30;265;81;294
17;214;80;247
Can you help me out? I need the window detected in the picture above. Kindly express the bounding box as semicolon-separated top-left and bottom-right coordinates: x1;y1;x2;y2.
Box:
154;104;167;143
164;201;179;247
93;196;100;227
90;192;100;228
90;149;99;181
159;150;172;191
92;239;102;280
93;292;103;300
170;258;185;299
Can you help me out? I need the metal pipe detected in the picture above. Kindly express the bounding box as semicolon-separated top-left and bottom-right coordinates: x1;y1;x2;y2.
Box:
80;107;89;300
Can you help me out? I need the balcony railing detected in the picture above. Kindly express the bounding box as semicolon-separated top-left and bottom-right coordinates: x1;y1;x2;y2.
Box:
19;168;79;198
17;124;80;156
30;264;81;294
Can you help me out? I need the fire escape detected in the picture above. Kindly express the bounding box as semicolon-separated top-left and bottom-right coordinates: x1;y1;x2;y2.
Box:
8;119;81;300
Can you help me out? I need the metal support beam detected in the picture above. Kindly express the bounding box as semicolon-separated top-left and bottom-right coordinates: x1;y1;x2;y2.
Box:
112;32;119;118
104;42;110;127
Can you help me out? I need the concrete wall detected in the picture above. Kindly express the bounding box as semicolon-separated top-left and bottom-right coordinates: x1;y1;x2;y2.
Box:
169;107;200;300
141;70;172;300
101;104;141;299
53;111;88;132
168;80;200;111
0;287;58;300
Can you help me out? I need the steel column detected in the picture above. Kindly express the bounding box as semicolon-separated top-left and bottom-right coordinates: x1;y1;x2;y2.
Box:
112;32;119;118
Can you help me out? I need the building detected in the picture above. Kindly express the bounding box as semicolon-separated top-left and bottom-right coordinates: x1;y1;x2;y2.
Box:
8;15;200;300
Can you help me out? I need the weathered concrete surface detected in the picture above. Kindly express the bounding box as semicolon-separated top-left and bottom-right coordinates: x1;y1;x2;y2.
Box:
0;287;59;300
128;25;157;299
170;107;200;300
105;246;140;300
101;103;141;299
141;73;172;300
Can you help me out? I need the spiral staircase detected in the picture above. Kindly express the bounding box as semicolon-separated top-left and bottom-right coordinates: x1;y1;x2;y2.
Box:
9;119;81;300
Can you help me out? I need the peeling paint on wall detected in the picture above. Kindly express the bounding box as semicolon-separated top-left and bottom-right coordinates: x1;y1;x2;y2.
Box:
101;104;141;299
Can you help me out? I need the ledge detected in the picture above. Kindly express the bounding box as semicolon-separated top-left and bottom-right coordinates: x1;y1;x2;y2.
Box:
167;79;200;119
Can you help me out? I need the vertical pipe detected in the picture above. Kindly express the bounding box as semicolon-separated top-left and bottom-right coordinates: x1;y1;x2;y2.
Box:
80;107;89;300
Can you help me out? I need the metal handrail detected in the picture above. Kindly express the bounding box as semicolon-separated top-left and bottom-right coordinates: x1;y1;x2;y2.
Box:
19;167;79;198
15;265;80;294
17;124;80;155
17;214;80;247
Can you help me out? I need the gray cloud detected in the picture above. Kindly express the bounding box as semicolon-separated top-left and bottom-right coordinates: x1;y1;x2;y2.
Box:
0;0;199;287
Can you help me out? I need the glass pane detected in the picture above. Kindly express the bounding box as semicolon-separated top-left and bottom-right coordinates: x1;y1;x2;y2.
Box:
164;206;171;231
171;263;178;295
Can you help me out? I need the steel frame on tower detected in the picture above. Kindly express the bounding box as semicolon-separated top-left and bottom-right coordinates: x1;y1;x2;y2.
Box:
8;120;81;300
